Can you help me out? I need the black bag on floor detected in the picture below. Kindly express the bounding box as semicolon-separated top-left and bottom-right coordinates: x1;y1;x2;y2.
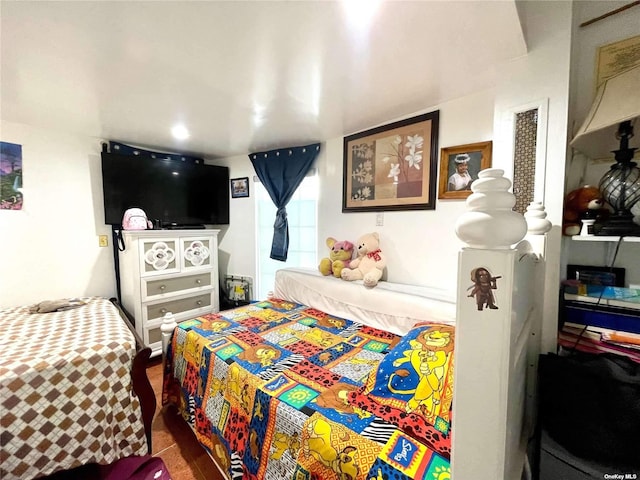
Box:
538;352;640;467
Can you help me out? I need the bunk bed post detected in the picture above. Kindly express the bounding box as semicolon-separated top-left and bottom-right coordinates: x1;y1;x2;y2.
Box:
451;169;549;480
161;312;178;361
452;246;538;479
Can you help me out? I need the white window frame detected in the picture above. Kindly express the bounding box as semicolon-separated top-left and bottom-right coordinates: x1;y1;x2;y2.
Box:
500;98;549;204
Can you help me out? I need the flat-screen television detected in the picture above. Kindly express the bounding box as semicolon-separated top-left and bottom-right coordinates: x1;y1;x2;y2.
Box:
101;152;230;226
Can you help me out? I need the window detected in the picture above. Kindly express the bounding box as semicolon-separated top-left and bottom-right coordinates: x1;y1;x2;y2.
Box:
255;174;318;298
513;108;539;214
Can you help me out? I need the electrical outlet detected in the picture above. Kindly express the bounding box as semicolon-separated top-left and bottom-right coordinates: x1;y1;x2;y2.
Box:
376;212;384;226
99;235;108;247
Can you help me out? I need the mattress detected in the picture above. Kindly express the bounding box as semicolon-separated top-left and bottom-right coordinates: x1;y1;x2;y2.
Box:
273;268;456;336
0;297;148;479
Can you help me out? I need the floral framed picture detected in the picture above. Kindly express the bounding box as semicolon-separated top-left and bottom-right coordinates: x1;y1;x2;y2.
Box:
342;111;439;212
230;177;249;198
438;141;492;200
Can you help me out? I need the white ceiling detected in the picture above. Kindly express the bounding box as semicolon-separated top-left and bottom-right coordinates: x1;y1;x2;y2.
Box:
1;1;527;159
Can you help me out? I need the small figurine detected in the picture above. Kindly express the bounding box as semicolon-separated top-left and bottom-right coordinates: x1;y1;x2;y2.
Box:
468;267;501;311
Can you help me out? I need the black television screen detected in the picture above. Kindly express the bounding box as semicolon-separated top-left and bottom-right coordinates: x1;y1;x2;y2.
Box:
101;152;230;226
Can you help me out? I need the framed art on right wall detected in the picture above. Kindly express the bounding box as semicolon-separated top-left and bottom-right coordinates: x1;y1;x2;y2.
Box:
342;111;440;212
438;141;492;200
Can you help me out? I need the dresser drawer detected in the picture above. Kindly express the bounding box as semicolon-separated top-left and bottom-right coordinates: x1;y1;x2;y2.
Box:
139;238;180;276
181;237;214;271
145;325;163;346
143;272;212;299
144;327;163;359
145;292;212;321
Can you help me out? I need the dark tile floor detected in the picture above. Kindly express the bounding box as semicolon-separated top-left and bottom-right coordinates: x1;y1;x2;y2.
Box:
147;357;223;480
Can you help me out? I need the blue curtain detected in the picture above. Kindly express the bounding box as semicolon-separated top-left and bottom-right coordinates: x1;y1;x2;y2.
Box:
250;143;320;261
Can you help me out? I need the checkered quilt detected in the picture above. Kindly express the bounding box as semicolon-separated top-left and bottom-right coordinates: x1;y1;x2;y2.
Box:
163;298;454;480
0;297;148;480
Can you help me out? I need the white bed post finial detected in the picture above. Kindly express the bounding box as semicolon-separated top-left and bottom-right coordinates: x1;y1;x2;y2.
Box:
524;201;552;235
455;168;527;249
161;312;177;358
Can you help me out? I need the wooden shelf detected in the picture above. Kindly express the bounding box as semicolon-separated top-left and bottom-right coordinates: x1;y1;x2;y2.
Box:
572;235;640;243
564;293;640;311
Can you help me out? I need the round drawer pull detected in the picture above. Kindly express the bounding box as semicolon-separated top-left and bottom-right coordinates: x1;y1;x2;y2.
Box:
195;279;202;285
196;300;203;306
159;285;167;291
160;308;167;314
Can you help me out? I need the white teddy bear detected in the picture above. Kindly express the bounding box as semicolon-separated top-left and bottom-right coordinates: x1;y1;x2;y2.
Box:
340;232;386;287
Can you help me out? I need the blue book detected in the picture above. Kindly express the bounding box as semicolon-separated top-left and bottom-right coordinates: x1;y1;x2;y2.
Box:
564;298;640;334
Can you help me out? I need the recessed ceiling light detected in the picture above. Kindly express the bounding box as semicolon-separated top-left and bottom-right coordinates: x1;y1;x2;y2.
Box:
342;0;382;27
171;125;190;140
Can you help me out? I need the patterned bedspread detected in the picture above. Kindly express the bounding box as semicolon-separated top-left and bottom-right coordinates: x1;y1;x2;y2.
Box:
163;299;455;480
0;297;148;480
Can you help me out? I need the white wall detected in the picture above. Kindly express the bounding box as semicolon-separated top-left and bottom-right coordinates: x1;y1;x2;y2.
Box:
0;121;114;307
0;2;575;322
318;90;496;293
214;153;256;285
218;2;575;351
215;89;495;298
495;0;573;353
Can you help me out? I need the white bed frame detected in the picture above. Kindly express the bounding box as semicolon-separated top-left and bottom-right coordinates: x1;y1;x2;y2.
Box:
452;238;544;480
161;213;549;480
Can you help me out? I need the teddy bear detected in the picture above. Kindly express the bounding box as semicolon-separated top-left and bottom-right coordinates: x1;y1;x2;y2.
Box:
562;185;606;236
318;237;354;278
340;232;386;287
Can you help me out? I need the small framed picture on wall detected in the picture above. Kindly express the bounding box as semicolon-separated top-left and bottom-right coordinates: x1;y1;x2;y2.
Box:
438;141;492;200
230;177;249;198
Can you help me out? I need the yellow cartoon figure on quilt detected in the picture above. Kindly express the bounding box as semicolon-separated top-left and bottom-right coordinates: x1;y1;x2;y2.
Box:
387;326;454;415
304;416;360;480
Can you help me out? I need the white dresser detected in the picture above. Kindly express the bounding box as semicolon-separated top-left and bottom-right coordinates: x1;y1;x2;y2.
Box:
119;229;220;357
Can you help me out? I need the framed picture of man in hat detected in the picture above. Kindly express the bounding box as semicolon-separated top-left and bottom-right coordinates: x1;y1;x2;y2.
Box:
438;141;492;199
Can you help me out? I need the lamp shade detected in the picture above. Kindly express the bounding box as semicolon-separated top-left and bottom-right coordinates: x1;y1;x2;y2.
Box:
570;64;640;159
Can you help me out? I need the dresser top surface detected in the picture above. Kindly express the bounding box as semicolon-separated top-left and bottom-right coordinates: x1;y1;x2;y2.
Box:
122;229;220;237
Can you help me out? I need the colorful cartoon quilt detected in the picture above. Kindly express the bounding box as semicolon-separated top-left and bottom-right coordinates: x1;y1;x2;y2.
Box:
349;323;455;459
163;299;455;480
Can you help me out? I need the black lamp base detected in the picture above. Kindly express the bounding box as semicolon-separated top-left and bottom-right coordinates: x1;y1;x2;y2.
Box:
594;213;640;236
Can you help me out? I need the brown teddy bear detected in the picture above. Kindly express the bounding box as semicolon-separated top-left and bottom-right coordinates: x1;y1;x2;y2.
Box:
562;185;606;236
